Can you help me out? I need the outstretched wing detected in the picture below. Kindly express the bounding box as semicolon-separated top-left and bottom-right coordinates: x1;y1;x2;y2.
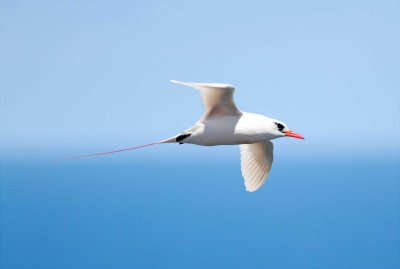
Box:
171;80;242;120
239;141;274;192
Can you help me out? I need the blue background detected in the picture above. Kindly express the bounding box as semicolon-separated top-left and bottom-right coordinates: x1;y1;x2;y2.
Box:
1;1;399;268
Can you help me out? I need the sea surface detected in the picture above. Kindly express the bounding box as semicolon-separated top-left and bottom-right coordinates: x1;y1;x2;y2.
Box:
1;156;399;269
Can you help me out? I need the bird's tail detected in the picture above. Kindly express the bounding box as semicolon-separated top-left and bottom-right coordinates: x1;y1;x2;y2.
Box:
65;135;179;160
157;135;179;144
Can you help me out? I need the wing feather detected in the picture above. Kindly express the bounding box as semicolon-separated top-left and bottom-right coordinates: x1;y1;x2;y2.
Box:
171;80;242;120
239;141;274;192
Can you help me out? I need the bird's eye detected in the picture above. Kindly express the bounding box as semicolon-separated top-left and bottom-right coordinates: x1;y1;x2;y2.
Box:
274;122;284;132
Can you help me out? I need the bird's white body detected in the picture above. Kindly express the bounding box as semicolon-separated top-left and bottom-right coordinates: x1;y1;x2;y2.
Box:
183;113;280;146
158;80;303;192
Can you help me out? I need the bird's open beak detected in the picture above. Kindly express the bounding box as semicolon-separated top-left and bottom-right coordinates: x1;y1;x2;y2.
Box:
284;130;304;139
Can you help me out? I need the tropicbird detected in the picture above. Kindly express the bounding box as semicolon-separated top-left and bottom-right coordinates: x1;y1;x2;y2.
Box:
75;80;304;192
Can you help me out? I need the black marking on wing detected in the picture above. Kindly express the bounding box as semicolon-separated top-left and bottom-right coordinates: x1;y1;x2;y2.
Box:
176;133;191;144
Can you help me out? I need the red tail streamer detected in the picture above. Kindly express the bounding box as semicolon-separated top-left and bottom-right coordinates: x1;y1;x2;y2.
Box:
66;142;157;160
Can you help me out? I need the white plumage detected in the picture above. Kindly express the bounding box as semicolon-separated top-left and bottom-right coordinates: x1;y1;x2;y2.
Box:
240;142;273;192
162;80;303;192
75;80;303;192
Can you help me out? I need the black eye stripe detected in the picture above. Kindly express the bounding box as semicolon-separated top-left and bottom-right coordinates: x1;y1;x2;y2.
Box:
274;122;284;132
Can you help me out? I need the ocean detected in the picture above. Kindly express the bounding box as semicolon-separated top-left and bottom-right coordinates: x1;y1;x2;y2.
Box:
1;156;399;269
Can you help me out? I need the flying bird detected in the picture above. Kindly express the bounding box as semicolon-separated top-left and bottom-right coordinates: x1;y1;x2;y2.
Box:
75;80;304;192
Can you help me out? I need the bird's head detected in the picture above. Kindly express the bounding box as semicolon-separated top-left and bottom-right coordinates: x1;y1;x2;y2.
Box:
271;121;304;139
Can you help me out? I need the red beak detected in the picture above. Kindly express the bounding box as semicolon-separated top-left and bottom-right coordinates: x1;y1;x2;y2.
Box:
284;130;304;139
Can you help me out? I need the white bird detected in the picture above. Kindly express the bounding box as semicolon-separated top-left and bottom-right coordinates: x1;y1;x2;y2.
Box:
75;80;304;192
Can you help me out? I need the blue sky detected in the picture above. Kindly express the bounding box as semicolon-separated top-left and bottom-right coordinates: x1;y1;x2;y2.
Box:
1;0;399;159
1;1;399;269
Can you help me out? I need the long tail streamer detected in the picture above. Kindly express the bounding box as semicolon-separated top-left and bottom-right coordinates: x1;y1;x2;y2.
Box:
66;142;158;160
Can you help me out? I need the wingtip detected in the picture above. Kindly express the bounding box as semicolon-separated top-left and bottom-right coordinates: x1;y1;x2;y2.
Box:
246;188;257;192
245;184;262;192
170;79;192;87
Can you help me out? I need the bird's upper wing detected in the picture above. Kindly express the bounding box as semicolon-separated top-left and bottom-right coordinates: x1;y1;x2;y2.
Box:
171;80;242;120
239;141;274;192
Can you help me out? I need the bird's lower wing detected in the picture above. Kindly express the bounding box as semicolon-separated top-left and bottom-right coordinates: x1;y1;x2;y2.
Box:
239;141;274;192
